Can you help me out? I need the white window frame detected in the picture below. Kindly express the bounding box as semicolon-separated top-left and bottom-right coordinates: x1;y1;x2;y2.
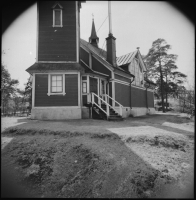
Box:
53;8;63;27
82;76;88;94
47;74;66;96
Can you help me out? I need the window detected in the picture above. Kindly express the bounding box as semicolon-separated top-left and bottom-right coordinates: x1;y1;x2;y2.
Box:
82;82;87;93
52;3;63;27
82;76;88;94
51;75;63;93
47;74;66;96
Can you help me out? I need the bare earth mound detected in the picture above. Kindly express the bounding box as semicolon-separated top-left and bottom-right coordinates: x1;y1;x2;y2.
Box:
1;127;194;198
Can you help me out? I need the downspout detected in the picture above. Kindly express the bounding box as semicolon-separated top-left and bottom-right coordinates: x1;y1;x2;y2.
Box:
145;82;150;113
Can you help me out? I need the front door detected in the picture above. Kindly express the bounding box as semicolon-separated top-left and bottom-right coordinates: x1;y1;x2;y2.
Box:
90;77;98;104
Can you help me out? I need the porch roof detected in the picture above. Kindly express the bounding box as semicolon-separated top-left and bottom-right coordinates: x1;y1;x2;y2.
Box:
26;62;85;74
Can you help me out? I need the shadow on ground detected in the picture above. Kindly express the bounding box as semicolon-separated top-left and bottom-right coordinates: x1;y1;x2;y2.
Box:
1;128;194;198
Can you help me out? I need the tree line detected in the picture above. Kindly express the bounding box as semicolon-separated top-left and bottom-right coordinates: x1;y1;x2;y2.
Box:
143;38;194;113
1;64;32;116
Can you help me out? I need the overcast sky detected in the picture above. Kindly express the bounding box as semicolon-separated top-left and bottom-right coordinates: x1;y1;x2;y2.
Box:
2;1;194;90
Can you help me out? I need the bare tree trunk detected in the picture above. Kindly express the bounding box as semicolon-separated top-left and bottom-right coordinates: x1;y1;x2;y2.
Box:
159;61;165;113
165;74;168;112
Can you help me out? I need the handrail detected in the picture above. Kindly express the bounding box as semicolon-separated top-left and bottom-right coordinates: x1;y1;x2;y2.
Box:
92;92;122;118
102;94;123;107
101;94;123;116
93;101;108;117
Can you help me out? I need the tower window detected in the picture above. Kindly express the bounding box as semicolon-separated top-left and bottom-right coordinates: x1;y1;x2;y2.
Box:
52;3;63;27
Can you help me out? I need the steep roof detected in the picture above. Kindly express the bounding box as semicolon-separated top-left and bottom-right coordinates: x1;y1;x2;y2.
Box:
89;20;99;40
116;51;137;66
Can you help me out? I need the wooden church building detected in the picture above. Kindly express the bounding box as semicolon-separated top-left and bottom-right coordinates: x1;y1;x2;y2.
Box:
26;1;156;120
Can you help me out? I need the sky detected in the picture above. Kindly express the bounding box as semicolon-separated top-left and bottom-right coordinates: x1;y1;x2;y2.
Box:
2;1;194;90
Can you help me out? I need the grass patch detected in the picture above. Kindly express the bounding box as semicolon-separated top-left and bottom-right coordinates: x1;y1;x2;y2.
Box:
2;128;191;198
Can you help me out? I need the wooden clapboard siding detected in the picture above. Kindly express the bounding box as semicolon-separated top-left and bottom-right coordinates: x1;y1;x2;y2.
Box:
35;74;78;107
131;86;146;107
114;74;130;83
38;1;77;62
80;48;89;65
147;90;154;107
115;82;130;107
92;56;111;76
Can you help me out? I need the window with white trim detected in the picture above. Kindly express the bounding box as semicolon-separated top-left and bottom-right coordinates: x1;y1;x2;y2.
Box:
52;3;63;27
82;76;87;94
47;74;66;96
51;75;63;93
82;82;87;93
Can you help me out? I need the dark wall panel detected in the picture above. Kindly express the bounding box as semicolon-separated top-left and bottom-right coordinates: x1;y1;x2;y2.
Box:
92;57;111;76
80;48;89;65
38;1;77;61
82;95;87;106
35;74;78;107
115;83;130;107
131;86;146;107
147;90;154;108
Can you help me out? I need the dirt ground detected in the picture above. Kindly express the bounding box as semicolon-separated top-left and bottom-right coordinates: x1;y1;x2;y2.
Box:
1;112;195;198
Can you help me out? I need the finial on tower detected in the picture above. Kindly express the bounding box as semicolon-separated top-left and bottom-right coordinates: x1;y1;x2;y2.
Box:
137;47;140;50
92;13;94;21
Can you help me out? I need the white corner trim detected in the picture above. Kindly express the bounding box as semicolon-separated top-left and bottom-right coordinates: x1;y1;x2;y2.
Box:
78;72;81;106
32;73;35;108
36;2;39;62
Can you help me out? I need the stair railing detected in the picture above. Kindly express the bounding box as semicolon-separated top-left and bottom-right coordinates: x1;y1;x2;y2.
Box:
101;94;123;116
92;93;122;119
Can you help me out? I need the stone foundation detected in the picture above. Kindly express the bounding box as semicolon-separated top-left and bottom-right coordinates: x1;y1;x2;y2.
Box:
31;107;81;120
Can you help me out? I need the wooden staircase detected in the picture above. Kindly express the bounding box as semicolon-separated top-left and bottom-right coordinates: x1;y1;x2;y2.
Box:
92;103;123;121
91;93;123;121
